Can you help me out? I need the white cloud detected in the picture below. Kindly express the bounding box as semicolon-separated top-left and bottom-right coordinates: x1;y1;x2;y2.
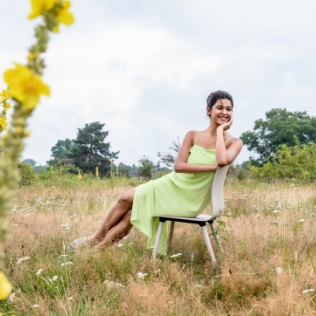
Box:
1;0;316;166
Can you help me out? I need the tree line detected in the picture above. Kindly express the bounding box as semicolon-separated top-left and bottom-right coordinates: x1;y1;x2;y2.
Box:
23;108;316;181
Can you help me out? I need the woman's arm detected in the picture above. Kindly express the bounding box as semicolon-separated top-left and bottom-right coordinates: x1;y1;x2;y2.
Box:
216;118;243;166
174;131;218;173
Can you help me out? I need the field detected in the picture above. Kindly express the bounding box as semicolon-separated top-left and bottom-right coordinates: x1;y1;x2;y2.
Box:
1;176;316;315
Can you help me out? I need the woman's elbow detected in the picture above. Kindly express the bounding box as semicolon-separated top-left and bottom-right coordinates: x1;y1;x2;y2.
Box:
217;158;232;167
174;161;183;173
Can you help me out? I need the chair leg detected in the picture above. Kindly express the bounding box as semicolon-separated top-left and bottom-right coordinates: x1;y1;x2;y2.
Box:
201;225;216;264
210;222;225;254
167;222;175;254
152;222;164;261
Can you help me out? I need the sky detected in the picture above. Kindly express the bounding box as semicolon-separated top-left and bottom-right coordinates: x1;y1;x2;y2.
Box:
1;0;316;166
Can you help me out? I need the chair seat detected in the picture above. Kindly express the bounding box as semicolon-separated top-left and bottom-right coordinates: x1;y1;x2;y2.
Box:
157;214;215;225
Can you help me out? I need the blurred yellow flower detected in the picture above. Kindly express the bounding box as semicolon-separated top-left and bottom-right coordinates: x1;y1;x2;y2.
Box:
23;131;31;137
0;118;8;131
28;0;57;19
0;272;12;300
0;90;9;101
15;127;23;135
27;52;40;61
3;63;50;111
53;1;75;32
77;171;82;180
4;102;11;110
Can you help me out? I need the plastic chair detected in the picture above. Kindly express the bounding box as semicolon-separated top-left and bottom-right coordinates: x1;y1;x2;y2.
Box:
152;165;229;264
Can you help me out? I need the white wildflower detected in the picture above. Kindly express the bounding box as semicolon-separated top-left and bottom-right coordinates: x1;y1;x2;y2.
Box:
61;262;74;267
17;256;31;265
170;253;182;258
137;272;148;279
8;293;15;302
33;304;40;308
36;269;43;275
295;219;305;223
103;280;124;289
49;275;58;282
117;243;124;248
302;289;314;294
272;210;280;213
60;224;70;228
148;246;155;249
276;267;283;274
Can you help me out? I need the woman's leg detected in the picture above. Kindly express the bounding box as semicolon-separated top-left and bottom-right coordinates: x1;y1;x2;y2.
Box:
90;188;136;244
96;210;133;248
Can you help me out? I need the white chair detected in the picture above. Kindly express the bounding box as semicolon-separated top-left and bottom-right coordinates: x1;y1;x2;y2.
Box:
152;165;229;264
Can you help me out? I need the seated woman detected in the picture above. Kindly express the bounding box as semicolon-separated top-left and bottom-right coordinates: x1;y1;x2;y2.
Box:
70;90;243;255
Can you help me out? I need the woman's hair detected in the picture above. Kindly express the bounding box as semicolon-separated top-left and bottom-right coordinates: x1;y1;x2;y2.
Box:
206;90;234;113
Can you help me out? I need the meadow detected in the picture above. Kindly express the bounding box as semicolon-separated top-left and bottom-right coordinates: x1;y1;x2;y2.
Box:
1;175;316;315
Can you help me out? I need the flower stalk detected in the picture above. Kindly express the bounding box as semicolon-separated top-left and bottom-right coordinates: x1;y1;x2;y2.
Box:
0;0;74;300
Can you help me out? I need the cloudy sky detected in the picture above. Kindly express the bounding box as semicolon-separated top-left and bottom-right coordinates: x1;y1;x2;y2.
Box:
1;1;316;166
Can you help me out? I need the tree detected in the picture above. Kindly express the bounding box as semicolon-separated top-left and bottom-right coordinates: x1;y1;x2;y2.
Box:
47;139;74;165
71;122;119;176
240;108;316;165
157;138;181;167
137;156;156;179
22;158;36;167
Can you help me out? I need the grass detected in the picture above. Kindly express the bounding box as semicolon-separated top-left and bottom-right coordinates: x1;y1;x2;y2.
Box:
1;176;316;315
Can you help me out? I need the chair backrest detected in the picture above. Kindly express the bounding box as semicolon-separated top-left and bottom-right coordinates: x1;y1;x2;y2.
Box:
211;165;230;217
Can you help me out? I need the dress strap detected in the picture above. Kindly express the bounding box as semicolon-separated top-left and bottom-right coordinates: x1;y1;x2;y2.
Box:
225;136;235;147
195;131;199;145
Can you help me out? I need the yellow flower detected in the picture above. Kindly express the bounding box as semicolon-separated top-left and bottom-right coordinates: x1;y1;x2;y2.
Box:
3;63;50;111
0;118;8;131
53;1;75;32
28;0;57;19
0;272;12;300
0;90;9;101
77;171;82;180
23;131;31;137
15;127;23;135
4;102;11;110
27;52;40;61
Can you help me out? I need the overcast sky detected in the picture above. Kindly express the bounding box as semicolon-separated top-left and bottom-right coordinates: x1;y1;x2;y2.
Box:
1;1;316;166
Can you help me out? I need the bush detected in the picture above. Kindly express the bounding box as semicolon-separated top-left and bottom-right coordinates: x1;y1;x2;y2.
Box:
18;162;36;186
249;140;316;180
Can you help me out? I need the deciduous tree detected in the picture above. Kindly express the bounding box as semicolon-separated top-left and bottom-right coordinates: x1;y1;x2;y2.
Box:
240;108;316;165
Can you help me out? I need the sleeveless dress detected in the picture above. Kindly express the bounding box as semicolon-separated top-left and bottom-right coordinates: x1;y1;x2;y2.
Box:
131;133;232;255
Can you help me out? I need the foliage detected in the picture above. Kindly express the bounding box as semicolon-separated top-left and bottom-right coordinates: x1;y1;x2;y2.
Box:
137;156;156;179
47;138;74;165
0;90;10;135
22;158;36;166
38;163;80;181
157;138;181;167
18;162;36;186
240;108;316;165
249;140;316;180
70;122;119;176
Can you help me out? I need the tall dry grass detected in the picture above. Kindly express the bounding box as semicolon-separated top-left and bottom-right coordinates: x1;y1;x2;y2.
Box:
1;177;316;315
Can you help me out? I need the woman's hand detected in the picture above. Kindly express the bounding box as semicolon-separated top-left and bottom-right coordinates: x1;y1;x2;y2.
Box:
218;116;233;132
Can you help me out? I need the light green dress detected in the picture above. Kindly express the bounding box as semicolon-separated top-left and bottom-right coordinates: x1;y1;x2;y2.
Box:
131;135;217;255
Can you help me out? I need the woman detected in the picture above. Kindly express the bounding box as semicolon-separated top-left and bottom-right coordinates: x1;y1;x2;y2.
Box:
70;90;243;255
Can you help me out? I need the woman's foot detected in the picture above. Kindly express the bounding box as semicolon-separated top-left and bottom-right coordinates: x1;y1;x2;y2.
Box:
69;236;92;249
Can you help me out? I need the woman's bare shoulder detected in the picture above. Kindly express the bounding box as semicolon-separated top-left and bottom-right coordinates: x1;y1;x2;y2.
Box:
224;132;243;146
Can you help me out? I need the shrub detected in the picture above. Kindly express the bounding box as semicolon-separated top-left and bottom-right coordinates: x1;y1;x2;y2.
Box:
18;162;36;186
249;140;316;180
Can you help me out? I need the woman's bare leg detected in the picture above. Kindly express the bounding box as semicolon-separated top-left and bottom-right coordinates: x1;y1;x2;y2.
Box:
97;210;133;248
89;188;136;244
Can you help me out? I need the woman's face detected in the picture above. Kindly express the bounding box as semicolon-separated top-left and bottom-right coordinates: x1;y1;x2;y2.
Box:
207;99;233;125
